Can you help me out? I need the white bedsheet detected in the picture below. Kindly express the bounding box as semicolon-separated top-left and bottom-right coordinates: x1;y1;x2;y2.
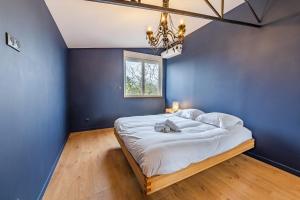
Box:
114;114;253;177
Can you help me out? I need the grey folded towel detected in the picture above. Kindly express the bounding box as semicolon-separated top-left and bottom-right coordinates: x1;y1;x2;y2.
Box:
165;119;181;132
154;122;171;133
154;120;181;133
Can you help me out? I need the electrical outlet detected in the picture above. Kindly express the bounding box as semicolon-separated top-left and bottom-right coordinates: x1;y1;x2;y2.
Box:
6;32;21;52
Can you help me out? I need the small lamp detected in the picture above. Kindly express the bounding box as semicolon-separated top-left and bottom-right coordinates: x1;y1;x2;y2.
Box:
172;102;180;112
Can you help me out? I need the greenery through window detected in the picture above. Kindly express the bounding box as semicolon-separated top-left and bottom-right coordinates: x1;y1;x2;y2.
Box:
124;51;163;97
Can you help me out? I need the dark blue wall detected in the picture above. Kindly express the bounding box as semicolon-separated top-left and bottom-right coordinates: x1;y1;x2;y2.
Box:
68;49;165;132
166;0;300;176
0;0;68;199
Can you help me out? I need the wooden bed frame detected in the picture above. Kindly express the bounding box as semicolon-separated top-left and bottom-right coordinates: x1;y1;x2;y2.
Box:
114;129;255;195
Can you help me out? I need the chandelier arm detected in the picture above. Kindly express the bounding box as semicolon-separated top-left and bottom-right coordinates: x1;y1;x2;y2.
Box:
155;25;164;37
168;29;178;37
154;26;160;36
150;29;162;43
167;31;176;43
155;39;164;48
155;32;164;41
151;32;163;46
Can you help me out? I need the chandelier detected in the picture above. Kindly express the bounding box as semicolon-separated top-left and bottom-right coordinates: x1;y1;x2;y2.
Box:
146;0;186;49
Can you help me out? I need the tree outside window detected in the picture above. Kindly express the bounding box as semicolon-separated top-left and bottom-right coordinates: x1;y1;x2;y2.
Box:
124;51;163;98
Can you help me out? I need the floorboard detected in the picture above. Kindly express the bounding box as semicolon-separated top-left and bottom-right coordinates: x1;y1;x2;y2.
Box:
43;128;300;200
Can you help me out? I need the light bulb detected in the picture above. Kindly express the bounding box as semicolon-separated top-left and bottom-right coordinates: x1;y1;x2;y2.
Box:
172;102;180;112
147;26;152;32
180;19;184;25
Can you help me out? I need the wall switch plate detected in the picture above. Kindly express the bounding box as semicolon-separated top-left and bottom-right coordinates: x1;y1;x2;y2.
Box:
6;32;21;52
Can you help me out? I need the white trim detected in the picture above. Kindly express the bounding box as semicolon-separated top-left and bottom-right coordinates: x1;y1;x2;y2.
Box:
124;50;162;61
123;50;163;98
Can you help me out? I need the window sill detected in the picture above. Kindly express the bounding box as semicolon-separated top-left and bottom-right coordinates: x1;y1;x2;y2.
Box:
124;96;164;99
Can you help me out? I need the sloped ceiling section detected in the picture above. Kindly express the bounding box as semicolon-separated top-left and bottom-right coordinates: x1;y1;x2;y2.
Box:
45;0;244;48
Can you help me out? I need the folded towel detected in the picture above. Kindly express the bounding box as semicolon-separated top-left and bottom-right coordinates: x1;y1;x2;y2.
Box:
154;122;171;133
165;119;181;132
154;120;181;133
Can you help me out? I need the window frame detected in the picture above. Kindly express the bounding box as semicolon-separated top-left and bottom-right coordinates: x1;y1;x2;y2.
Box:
123;50;163;98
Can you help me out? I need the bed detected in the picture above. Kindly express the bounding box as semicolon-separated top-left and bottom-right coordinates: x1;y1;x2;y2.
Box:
114;113;255;195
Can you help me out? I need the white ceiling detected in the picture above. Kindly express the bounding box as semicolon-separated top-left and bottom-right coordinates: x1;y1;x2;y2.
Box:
45;0;243;48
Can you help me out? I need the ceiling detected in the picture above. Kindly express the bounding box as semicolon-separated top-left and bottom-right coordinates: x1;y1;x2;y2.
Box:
44;0;244;48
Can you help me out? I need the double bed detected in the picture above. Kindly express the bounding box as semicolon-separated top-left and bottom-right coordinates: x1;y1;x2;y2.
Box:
114;113;255;195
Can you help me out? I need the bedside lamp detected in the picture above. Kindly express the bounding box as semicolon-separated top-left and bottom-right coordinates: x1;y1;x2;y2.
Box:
172;102;180;112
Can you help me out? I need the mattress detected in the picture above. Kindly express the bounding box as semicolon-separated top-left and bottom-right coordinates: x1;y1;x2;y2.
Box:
114;114;253;177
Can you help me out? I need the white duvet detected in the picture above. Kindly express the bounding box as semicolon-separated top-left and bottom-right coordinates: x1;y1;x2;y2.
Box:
115;114;252;177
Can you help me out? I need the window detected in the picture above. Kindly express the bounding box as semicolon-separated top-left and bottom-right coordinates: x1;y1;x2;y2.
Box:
124;51;163;98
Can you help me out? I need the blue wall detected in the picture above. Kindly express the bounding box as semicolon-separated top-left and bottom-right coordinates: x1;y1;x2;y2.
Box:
0;0;68;199
68;49;165;132
166;0;300;176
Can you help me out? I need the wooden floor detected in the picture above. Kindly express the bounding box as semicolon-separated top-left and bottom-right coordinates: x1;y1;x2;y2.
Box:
43;128;300;200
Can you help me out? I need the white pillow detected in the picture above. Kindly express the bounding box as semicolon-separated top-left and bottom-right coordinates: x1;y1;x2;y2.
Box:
195;112;243;129
175;109;205;120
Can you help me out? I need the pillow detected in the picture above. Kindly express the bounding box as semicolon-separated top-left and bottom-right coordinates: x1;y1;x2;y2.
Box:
195;112;243;129
175;109;205;120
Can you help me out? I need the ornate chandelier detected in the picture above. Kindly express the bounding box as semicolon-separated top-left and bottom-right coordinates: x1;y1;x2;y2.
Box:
146;0;186;49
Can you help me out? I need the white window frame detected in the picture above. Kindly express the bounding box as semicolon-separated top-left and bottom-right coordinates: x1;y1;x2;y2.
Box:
124;50;163;98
